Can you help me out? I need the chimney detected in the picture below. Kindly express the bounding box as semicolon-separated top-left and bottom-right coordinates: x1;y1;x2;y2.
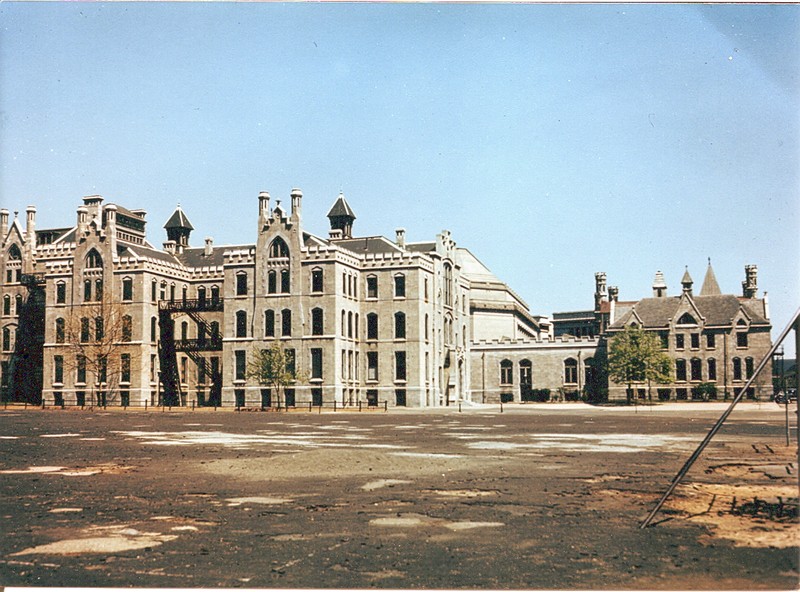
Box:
104;204;117;254
594;272;608;309
396;228;406;249
329;229;343;241
742;264;758;298
652;270;667;298
77;205;89;234
25;206;36;249
258;191;270;219
204;237;213;256
163;240;176;255
1;209;8;239
290;188;302;217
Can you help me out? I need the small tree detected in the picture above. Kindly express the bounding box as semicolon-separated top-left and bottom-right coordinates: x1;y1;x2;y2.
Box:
63;296;134;406
608;325;672;403
246;343;305;407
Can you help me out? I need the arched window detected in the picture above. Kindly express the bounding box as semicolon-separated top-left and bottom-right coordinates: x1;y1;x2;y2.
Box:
394;274;406;298
85;249;103;269
311;268;323;293
745;357;754;379
443;263;453;306
265;310;275;337
268;237;290;258
311;308;324;336
519;359;532;386
95;279;104;301
95;317;104;341
210;321;220;341
180;320;188;341
564;358;578;384
2;326;12;351
500;359;513;385
198;286;207;304
236;311;247;338
84;279;92;302
367;313;378;340
236;272;248;296
675;359;687;381
281;268;290;293
7;244;21;260
151;317;157;342
80;317;90;343
2;295;10;316
122;277;133;301
55;317;65;343
348;311;354;338
56;282;66;304
15;294;23;315
197;321;207;345
267;270;277;294
676;312;697;325
690;358;702;381
341;310;346;336
281;309;292;337
122;316;133;342
210;285;220;304
394;311;406;339
732;357;742;380
424;314;429;341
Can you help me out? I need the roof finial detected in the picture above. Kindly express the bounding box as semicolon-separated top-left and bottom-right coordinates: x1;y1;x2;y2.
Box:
708;257;711;266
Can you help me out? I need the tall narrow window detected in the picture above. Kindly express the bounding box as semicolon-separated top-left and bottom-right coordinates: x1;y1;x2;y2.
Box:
55;318;65;344
394;274;406;298
281;268;290;293
56;282;66;304
122;278;133;301
733;357;742;380
367;313;378;340
310;348;323;379
84;280;92;302
347;311;353;338
236;272;248;296
737;332;748;348
121;354;131;383
745;357;754;379
235;350;246;380
95;317;104;341
706;333;716;349
269;237;289;258
285;348;296;376
268;270;277;294
211;285;220;304
151;317;157;342
690;333;700;349
95;279;104;301
281;309;292;337
395;351;407;381
311;268;323;293
198;286;206;304
311;308;324;336
122;316;132;342
500;360;513;385
366;276;378;299
676;359;687;381
80;317;90;343
265;310;275;337
77;355;87;384
367;351;378;381
690;358;702;381
707;358;717;381
54;355;64;384
3;295;10;316
564;358;578;384
86;249;103;269
236;310;247;338
394;312;406;339
151;280;158;303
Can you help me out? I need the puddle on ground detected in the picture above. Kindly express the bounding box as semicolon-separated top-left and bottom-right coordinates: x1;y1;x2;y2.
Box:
11;525;178;556
225;496;292;506
362;479;412;491
423;489;498;498
370;512;504;531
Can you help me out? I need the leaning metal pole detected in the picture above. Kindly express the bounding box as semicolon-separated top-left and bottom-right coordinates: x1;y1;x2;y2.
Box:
640;306;800;529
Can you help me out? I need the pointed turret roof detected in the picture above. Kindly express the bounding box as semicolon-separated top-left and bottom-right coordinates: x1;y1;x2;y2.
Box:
681;267;693;285
700;259;722;296
327;193;356;220
164;205;194;230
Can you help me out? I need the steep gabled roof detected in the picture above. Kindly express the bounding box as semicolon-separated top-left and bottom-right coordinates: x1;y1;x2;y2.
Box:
326;193;356;219
700;261;722;296
334;236;401;255
164;206;194;230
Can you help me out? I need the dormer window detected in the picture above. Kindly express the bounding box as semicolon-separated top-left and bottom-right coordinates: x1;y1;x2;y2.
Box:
676;313;697;325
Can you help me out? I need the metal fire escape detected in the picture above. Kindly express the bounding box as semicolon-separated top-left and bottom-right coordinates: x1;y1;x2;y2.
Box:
158;296;223;406
5;273;46;404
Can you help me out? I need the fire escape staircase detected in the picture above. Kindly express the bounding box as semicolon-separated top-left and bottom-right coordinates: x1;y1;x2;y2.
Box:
158;298;223;406
5;273;46;404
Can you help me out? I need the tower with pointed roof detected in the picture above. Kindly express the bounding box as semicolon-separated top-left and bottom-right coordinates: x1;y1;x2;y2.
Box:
164;205;194;251
680;267;693;296
699;258;722;296
326;192;356;239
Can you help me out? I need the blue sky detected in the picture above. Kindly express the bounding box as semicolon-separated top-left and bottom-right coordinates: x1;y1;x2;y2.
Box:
1;3;798;352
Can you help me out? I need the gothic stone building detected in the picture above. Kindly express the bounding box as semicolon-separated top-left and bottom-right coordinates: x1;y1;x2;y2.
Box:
0;191;773;407
1;190;550;408
550;264;773;402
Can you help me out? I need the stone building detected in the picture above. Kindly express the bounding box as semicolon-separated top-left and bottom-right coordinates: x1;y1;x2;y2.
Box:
0;190;774;407
1;190;530;408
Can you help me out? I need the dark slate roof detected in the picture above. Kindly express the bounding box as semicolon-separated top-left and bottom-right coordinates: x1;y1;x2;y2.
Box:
405;241;436;253
164;206;194;230
303;232;330;248
334;236;402;255
681;268;693;284
177;244;252;268
700;263;722;296
611;293;770;329
121;244;181;265
327;194;356;219
108;203;146;220
552;310;595;321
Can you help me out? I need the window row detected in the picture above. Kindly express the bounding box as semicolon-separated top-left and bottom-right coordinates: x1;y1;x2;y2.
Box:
53;316;133;344
669;332;747;350
499;358;584;385
674;357;753;382
2;294;23;316
52;353;132;385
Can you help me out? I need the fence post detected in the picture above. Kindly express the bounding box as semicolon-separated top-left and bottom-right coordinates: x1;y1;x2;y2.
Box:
384;401;387;412
500;401;504;413
358;401;362;412
192;400;195;411
334;400;337;412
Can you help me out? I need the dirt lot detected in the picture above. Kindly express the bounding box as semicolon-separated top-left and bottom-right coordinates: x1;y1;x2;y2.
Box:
0;403;797;589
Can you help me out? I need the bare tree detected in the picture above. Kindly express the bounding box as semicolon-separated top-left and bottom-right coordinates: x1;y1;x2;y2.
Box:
62;294;136;406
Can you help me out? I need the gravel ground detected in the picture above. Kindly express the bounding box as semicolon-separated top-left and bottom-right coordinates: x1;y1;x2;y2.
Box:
0;403;797;589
